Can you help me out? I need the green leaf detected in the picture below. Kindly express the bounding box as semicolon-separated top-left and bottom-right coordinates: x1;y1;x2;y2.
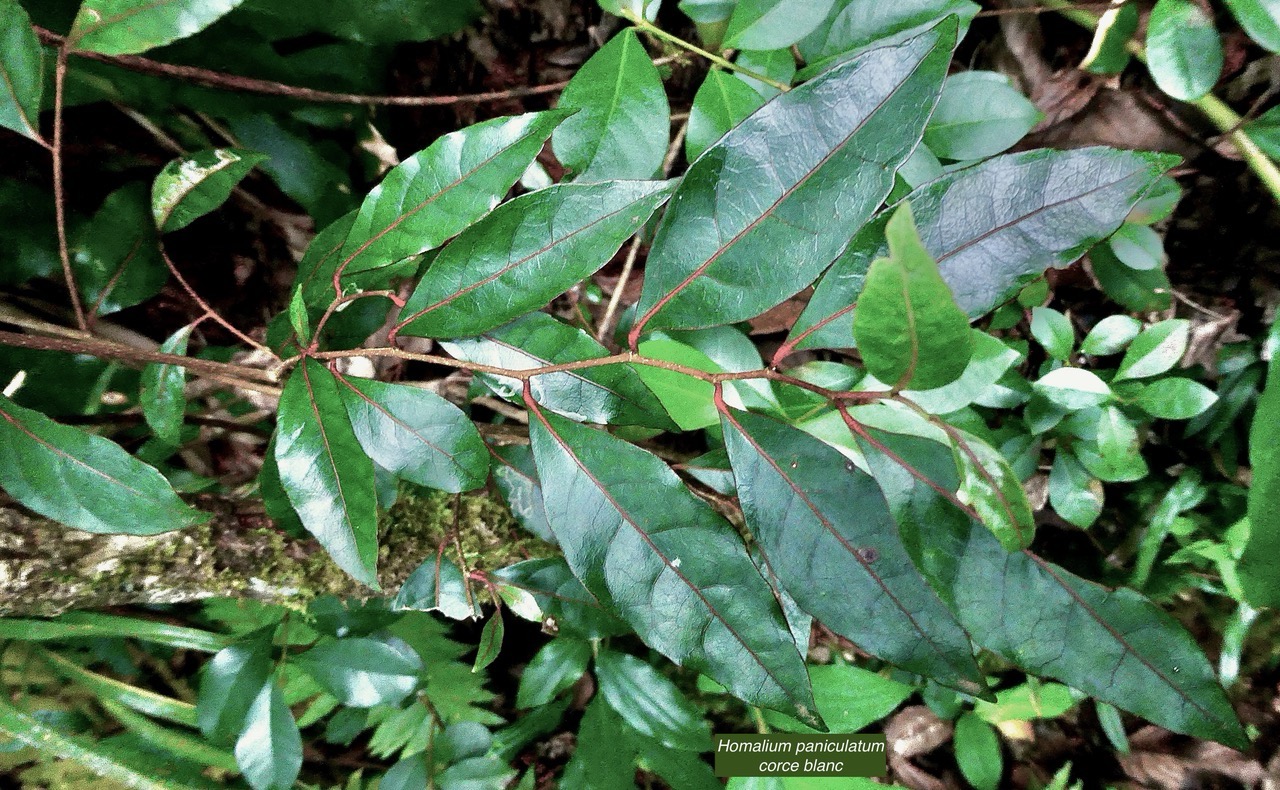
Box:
40;649;198;728
1090;242;1173;312
275;359;379;588
900;331;1023;415
380;753;429;790
686;69;765;161
335;375;488;493
295;638;423;708
954;713;1002;790
951;429;1035;551
1032;367;1112;410
0;392;206;534
1048;451;1103;529
392;554;481;620
1240;353;1280;607
561;698;638;788
724;0;838;50
595;650;713;751
0;0;44;142
974;681;1077;723
735;48;797;98
798;0;979;65
491;444;556;543
1126;175;1182;225
1080;315;1142;356
631;19;957;337
923;71;1042;161
68;0;245;55
472;610;504;673
234;681;302;790
1115;319;1190;380
442;312;674;429
71;183;166;317
1146;0;1223;101
528;407;821;727
140;325;191;445
763;664;913;734
791;148;1179;352
1080;1;1138;74
151;149;266;233
1135;378;1218;419
516;639;591;709
339;110;571;278
1030;307;1074;361
633;336;722;430
1224;0;1280;50
1076;406;1147;483
238;0;481;45
553;29;670;179
720;407;986;695
397;180;674;337
1107;223;1165;271
854;203;974;391
1245;106;1280;161
493;558;629;639
0;611;229;651
197;633;274;744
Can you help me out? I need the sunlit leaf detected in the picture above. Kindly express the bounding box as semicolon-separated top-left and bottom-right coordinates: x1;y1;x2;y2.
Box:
68;0;246;55
152;149;266;233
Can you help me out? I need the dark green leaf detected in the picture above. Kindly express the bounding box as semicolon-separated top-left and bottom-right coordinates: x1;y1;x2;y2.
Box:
295;638;423;708
197;633;273;744
275;359;379;587
397;180;674;338
140;325;191;445
1146;0;1223;101
528;407;821;726
380;753;428;790
338;110;570;277
554;29;670;180
1240;354;1280;607
1090;242;1173;312
516;638;590;709
798;0;979;64
686;70;763;161
152;149;266;233
1245;106;1280;161
724;0;838;50
68;0;246;55
0;392;206;534
595;650;712;752
630;19;957;338
472;609;504;673
720;406;986;695
0;0;43;142
923;71;1042;161
492;444;556;543
393;554;481;620
234;681;302;790
71;183;166;317
954;712;1002;790
790;148;1179;352
561;699;638;789
238;0;481;45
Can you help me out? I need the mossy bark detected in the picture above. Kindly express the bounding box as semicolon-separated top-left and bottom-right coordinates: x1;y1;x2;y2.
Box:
0;487;555;617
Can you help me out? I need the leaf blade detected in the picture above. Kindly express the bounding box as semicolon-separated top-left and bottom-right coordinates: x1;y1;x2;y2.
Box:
0;0;43;142
68;0;245;55
152;149;266;233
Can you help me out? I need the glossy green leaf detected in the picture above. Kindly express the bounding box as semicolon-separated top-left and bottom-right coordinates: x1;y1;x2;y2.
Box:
1032;367;1112;410
335;374;488;493
473;609;504;673
724;0;838;50
397;180;674;338
1115;319;1190;380
68;0;245;55
0;0;43;142
900;331;1023;415
493;558;630;639
1031;307;1073;361
1241;352;1280;607
275;359;379;588
1080;315;1142;356
71;183;166;317
151;149;266;233
791;148;1179;352
923;71;1042;161
1107;223;1165;271
1081;1;1138;74
686;69;765;161
553;29;670;179
516;638;591;709
1090;242;1173;312
0;611;229;651
631;19;957;338
797;0;979;64
234;681;302;790
392;554;481;620
295;638;422;708
735;48;797;98
1223;0;1280;51
442;312;674;429
528;407;821;727
491;444;556;543
720;406;986;694
339;110;571;277
764;664;913;734
197;633;273;744
1048;451;1103;529
1146;0;1223;101
595;650;713;751
0;392;206;534
951;429;1035;551
1135;378;1218;419
954;712;1002;790
140;325;191;445
854;203;973;391
1076;406;1147;482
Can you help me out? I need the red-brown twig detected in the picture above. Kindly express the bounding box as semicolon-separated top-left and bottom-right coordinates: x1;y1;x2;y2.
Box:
51;45;87;332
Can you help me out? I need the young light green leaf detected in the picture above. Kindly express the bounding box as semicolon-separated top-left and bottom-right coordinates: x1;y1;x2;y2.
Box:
595;651;713;752
553;29;670;180
0;0;44;142
397;179;674;338
140;325;191;445
790;148;1179;352
516;639;591;710
528;407;821;728
1032;367;1112;410
1080;315;1142;356
1030;307;1074;361
1081;1;1138;74
295;638;423;707
1223;0;1280;52
720;406;987;695
275;359;379;588
68;0;245;55
1240;354;1280;607
1146;0;1224;101
853;202;974;391
762;664;914;734
1135;378;1218;420
901;331;1023;415
152;149;266;233
0;393;206;534
954;713;1002;790
632;336;722;430
1077;406;1147;482
923;71;1042;161
473;609;504;673
630;19;958;340
339;110;571;277
234;681;302;790
951;429;1035;551
1107;223;1165;271
1115;319;1190;380
724;0;838;50
393;554;481;620
335;374;488;493
686;69;765;161
1048;451;1103;529
197;633;273;744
